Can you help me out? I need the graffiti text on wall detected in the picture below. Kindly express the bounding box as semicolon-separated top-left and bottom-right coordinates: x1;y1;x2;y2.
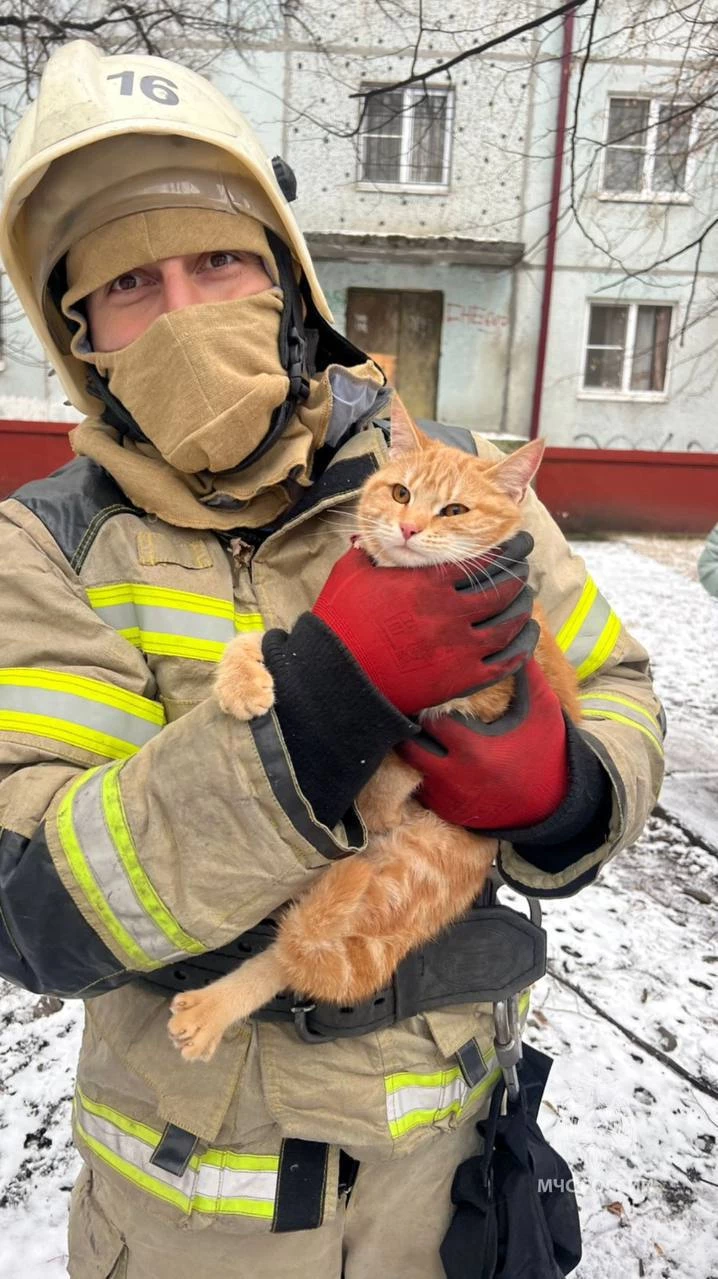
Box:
445;303;508;331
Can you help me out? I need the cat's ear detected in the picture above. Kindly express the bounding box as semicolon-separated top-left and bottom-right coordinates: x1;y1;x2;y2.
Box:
389;396;427;457
487;439;546;504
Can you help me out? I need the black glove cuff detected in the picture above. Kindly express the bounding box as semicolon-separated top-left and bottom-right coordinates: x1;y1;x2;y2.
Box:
486;717;614;873
262;613;417;830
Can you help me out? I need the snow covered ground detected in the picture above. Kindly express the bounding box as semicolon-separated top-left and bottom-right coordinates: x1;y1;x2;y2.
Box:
0;534;716;1279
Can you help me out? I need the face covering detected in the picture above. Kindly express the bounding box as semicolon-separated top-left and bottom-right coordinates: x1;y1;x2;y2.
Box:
63;209;382;528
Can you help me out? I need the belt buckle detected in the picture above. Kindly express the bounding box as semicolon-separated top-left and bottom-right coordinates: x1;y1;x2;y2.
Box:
493;994;523;1102
291;1001;336;1044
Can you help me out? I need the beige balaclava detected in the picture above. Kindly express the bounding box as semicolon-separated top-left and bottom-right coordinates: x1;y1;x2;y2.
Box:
65;207;382;529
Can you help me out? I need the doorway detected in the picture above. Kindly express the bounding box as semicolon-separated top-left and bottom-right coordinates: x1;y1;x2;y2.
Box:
346;288;443;420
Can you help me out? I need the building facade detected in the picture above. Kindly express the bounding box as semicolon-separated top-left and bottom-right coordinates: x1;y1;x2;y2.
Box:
1;1;717;455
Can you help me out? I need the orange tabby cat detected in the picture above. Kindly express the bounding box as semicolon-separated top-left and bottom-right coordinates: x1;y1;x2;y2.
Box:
168;400;580;1062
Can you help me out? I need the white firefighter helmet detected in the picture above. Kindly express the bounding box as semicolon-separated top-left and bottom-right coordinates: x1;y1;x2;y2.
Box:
0;40;332;416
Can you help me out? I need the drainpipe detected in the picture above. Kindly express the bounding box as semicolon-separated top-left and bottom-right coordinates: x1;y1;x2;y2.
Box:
529;11;575;439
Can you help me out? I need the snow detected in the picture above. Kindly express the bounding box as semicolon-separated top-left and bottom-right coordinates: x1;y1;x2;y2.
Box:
0;396;81;425
1;534;717;1277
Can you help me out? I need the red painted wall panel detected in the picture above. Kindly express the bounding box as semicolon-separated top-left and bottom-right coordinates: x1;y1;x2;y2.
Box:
536;447;718;535
0;420;74;498
0;424;716;536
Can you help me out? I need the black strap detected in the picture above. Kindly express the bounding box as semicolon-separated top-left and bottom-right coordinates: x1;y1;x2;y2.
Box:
272;1138;330;1233
149;1122;198;1176
138;903;547;1042
455;1038;490;1089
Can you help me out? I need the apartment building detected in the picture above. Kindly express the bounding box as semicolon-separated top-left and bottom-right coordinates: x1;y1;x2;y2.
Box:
1;1;716;457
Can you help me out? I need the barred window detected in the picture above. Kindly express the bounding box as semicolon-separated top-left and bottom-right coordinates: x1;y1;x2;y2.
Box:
360;86;453;188
582;302;672;396
603;97;693;196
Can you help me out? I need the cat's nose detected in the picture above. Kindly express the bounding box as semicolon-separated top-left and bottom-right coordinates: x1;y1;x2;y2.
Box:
400;523;419;541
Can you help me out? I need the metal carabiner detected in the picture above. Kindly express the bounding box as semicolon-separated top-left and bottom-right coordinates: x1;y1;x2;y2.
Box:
493;993;523;1102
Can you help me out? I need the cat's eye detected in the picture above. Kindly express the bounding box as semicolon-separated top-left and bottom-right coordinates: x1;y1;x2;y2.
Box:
439;503;469;517
392;484;411;504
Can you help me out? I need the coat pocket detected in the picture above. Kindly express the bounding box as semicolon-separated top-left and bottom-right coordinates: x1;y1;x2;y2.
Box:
68;1166;126;1279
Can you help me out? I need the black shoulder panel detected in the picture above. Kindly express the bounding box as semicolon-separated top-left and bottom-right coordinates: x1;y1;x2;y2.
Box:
11;457;138;571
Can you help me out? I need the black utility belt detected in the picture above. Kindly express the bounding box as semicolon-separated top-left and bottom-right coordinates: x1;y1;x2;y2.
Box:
139;903;546;1043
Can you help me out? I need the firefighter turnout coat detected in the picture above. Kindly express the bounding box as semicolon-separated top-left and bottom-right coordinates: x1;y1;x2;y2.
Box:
0;420;665;1241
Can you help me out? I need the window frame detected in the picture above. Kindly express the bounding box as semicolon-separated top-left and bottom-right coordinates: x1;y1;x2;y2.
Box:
578;299;674;401
357;83;454;194
599;94;696;203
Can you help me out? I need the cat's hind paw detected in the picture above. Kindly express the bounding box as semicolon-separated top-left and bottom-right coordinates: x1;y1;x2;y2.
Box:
168;989;236;1063
214;632;275;721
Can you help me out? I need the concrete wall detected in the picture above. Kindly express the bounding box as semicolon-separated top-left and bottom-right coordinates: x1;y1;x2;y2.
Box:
507;8;718;450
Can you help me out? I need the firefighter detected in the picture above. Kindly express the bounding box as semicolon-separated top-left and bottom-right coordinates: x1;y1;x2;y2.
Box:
0;41;664;1279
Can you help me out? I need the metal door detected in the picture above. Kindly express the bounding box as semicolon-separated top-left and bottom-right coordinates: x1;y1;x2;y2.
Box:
346;289;443;419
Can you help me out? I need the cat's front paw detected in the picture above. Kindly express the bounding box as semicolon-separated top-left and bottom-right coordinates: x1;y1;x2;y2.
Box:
168;990;234;1063
215;633;275;720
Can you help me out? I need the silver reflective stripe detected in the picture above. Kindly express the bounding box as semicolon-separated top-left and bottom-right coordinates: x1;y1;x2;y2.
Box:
58;766;205;968
386;1070;468;1135
385;993;531;1139
93;601;235;646
70;768;186;964
556;576;622;682
0;683;159;750
75;1091;278;1218
578;693;664;754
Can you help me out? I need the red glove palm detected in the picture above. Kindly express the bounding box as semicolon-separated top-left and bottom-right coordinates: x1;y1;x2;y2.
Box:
312;535;535;716
399;660;570;830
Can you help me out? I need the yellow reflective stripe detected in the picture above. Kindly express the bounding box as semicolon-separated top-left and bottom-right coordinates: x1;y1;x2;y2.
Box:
234;612;264;634
75;1090;278;1218
130;631;227;663
101;766;205;956
385;993;530;1140
78;1088;160;1148
57;771;151;967
0;711;140;760
77;1089;279;1175
191;1194;274;1218
199;1150;280;1173
388;1069;502;1140
0;669;164;724
75;1113;194;1214
575;611;622;682
581;709;664;754
556;577;598;653
86;583;235;620
578;692;663;736
87;584;262;658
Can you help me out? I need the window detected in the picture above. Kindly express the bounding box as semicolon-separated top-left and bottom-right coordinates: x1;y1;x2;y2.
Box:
602;97;694;197
359;86;453;189
582;302;672;396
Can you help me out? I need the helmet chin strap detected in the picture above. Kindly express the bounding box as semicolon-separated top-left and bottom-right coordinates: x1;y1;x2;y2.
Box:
48;234;316;464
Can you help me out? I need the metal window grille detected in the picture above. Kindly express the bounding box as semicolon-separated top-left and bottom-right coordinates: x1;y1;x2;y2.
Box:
583;302;672;394
360;86;453;186
603;96;693;195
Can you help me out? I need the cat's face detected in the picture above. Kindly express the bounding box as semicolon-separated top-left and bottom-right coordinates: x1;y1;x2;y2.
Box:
357;404;544;569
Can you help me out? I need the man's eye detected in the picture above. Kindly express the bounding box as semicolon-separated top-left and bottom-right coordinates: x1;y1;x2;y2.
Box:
208;251;241;269
109;273;141;293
